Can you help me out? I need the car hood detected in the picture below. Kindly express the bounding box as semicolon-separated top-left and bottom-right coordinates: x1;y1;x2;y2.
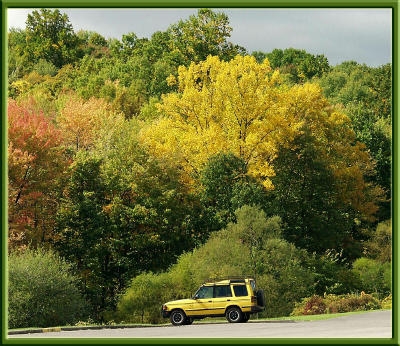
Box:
165;298;194;305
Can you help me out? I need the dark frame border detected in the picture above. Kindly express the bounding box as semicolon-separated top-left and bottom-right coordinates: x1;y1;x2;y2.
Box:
1;1;398;345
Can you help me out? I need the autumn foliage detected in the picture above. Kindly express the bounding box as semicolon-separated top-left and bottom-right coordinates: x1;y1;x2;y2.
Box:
8;99;65;248
6;8;391;325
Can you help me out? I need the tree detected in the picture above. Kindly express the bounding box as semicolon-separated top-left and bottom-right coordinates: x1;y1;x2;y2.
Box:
57;92;123;152
199;153;268;231
25;9;81;68
265;48;330;83
229;206;282;278
167;8;246;64
317;62;392;221
141;55;302;189
8;99;66;249
267;130;379;259
8;28;29;82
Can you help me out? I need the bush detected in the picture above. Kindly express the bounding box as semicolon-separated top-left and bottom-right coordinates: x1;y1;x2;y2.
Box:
381;294;392;309
304;295;327;315
327;293;381;313
291;293;381;316
291;295;327;316
8;248;88;328
353;257;391;296
116;272;174;324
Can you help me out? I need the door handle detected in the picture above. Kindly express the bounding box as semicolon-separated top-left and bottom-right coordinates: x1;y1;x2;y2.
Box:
227;299;231;301
208;300;212;302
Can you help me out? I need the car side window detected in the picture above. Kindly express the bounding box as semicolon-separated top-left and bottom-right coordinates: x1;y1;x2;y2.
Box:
195;286;214;299
214;285;232;298
233;285;248;297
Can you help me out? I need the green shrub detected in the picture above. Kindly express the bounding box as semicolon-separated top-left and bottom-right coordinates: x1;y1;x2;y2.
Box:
116;272;174;324
353;257;391;296
8;248;88;328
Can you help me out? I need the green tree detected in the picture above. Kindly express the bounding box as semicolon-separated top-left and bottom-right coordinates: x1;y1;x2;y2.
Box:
25;9;81;68
265;48;330;83
251;50;268;63
199;153;268;232
317;62;392;220
8;28;29;82
168;8;246;64
267;130;374;260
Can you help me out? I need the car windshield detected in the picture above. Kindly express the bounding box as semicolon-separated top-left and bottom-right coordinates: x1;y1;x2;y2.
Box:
194;285;213;299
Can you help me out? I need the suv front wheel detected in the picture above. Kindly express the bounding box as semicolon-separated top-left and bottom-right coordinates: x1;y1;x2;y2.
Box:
226;307;243;323
170;309;187;326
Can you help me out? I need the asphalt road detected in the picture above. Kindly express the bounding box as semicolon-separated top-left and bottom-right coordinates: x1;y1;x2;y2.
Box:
9;310;392;339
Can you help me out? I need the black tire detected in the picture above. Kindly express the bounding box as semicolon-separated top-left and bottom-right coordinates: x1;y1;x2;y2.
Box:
184;317;194;325
226;307;243;323
241;313;250;323
170;309;186;326
256;289;265;307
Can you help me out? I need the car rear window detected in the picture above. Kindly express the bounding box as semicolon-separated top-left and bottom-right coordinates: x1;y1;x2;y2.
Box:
233;285;248;297
215;285;232;298
250;280;256;293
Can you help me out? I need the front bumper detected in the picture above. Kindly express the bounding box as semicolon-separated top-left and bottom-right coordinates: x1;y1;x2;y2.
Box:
161;306;171;318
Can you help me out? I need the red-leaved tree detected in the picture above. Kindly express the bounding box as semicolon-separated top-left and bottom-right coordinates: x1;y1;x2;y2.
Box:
8;99;66;249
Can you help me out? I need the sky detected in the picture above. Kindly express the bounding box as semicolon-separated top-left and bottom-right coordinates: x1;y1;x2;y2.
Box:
7;8;392;67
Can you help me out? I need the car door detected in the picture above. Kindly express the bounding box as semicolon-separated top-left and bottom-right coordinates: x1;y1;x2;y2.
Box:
186;285;214;316
212;285;233;315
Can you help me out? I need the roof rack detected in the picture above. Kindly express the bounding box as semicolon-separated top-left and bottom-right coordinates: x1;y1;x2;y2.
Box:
202;276;255;285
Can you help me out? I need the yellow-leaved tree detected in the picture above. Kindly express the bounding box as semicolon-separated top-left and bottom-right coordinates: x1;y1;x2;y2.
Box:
141;55;383;221
141;55;307;189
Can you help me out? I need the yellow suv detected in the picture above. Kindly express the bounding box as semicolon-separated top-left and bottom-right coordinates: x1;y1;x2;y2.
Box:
161;278;265;325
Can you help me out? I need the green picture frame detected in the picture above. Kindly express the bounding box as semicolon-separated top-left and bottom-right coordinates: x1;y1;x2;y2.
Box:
1;1;398;344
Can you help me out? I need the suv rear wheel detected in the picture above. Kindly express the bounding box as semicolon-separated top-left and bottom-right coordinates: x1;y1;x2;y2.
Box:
184;317;194;325
241;313;250;323
226;307;243;323
170;309;186;326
